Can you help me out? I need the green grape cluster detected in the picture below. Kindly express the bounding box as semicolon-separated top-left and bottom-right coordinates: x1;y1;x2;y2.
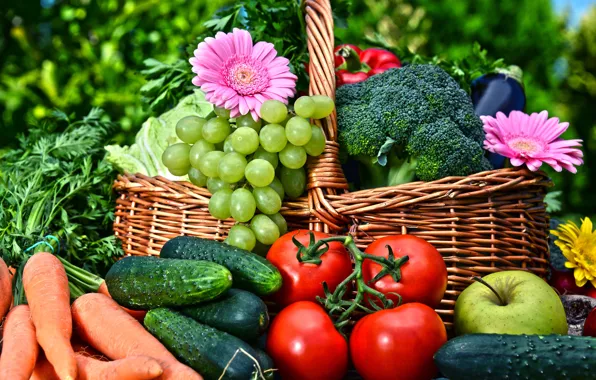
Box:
161;97;334;253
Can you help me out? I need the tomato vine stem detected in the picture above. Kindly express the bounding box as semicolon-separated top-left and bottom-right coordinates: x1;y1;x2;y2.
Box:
294;233;409;330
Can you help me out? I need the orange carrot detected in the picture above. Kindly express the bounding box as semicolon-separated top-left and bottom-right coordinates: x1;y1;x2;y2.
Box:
0;258;13;321
0;305;38;379
71;293;202;380
30;353;59;380
76;353;163;380
23;252;77;380
97;281;147;321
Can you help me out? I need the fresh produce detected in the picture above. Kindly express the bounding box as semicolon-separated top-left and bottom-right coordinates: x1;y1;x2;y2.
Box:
0;109;122;301
350;303;447;380
454;271;568;335
266;230;352;307
105;90;213;179
336;64;492;189
23;252;77;380
0;305;39;380
252;348;275;376
159;95;333;250
75;354;163;380
293;233;444;326
587;286;596;299
334;44;401;86
160;236;282;296
105;256;232;309
179;288;269;342
361;235;447;309
471;66;526;168
434;334;596;380
71;293;201;379
0;258;12;320
145;308;271;380
550;268;587;295
266;301;348;380
584;307;596;336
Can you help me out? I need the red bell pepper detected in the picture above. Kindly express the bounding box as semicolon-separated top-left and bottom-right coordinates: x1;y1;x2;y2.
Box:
334;44;401;86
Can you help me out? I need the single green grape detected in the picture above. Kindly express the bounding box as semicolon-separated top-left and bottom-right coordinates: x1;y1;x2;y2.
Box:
231;127;260;155
269;177;285;200
209;188;233;220
162;143;191;169
227;225;256;251
236;114;262;133
188;167;208;187
202;117;231;143
206;177;233;194
176;116;206;144
168;166;190;176
230;188;256;223
279;166;306;199
253;186;282;215
311;95;335;119
245;159;275;187
267;213;288;236
294;96;315;118
223;134;235;153
253;146;279;169
214;106;231;118
250;214;280;245
218;152;247;184
304;125;326;156
198;151;226;178
285;116;312;146
279;144;307;169
259;124;287;153
260;99;288;124
189;140;215;169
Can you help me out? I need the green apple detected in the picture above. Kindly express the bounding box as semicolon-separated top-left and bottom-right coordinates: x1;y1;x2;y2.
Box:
454;270;568;336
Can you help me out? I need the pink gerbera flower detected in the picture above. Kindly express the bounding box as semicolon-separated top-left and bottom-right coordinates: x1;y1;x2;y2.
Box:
481;110;583;173
189;28;297;120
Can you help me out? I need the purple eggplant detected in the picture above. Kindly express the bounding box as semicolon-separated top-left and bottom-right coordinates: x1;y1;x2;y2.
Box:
471;65;526;168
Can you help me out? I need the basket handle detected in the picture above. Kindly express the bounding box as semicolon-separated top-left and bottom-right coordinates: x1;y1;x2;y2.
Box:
304;0;349;231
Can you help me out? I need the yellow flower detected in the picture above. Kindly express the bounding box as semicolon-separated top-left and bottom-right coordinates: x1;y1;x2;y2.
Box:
551;217;596;287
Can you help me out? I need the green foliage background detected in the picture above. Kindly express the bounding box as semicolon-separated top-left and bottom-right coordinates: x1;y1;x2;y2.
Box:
1;0;594;222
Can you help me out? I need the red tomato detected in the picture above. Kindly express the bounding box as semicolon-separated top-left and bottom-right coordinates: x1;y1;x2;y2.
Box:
583;307;596;337
350;303;447;380
586;286;596;299
362;235;447;308
266;230;353;307
266;301;348;380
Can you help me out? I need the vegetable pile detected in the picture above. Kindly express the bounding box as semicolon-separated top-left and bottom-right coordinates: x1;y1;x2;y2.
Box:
1;2;591;380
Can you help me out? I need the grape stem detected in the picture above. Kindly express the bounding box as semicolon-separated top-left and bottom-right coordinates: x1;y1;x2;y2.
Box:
293;233;409;330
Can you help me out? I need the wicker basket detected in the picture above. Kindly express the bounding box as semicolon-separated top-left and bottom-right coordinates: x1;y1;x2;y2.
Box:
113;0;553;329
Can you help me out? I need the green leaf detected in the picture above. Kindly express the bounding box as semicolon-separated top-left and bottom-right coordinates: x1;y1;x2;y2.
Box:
140;77;166;97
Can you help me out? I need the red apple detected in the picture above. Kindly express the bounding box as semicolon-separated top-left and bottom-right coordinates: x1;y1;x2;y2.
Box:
549;269;586;295
583;307;596;337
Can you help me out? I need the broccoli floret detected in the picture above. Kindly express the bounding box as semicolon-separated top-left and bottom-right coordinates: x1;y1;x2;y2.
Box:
336;64;492;188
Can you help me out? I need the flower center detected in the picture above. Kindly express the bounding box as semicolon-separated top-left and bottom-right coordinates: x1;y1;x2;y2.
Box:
577;234;596;270
222;55;269;96
507;136;545;157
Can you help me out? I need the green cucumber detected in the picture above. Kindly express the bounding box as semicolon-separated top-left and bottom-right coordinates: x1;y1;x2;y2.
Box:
179;288;269;342
252;348;275;380
145;308;266;380
160;236;282;296
105;256;232;309
434;334;596;380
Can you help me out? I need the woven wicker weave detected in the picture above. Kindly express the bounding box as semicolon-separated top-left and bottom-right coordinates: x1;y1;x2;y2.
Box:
113;0;553;329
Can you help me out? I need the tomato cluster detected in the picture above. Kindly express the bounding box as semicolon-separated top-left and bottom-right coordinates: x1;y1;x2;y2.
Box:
265;231;449;380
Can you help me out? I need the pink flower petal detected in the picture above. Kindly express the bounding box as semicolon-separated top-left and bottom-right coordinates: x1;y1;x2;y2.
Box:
233;28;253;56
510;157;526;167
252;41;275;61
238;97;249;115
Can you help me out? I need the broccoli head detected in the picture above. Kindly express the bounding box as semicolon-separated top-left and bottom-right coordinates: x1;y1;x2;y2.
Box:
336;64;492;186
